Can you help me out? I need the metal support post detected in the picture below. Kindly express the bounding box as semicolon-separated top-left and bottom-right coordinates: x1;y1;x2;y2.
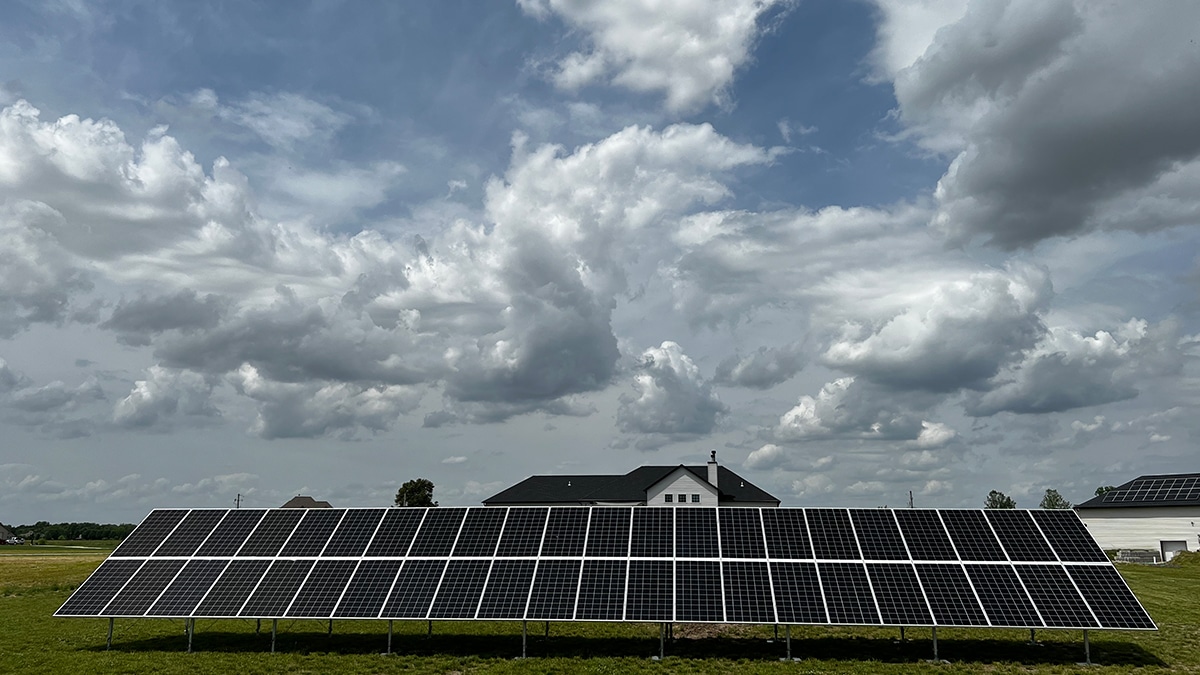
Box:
773;623;778;640
256;618;261;634
271;619;277;653
187;618;194;653
387;620;393;655
427;620;432;637
658;622;665;660
522;621;527;658
328;618;333;635
786;625;792;660
900;626;905;641
106;618;113;650
545;621;549;637
1030;628;1036;644
1084;630;1091;665
932;626;938;661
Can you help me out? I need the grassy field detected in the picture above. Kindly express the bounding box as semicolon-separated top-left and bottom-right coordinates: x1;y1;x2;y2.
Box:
0;541;120;555
2;552;1198;674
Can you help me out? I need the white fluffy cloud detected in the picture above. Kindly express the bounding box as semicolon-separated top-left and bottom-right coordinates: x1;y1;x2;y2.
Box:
519;0;791;112
774;377;929;442
617;341;727;440
112;366;218;428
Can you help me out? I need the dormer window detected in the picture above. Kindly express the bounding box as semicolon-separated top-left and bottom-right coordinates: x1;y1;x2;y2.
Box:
664;494;673;503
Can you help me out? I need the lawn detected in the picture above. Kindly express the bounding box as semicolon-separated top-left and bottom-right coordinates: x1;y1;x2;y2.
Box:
2;554;1198;674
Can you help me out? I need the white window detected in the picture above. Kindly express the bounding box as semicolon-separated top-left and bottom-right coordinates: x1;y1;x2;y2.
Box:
691;494;700;503
678;494;687;503
664;494;673;503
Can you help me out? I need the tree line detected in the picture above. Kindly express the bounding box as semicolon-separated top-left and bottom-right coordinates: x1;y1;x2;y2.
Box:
11;521;137;541
984;485;1115;509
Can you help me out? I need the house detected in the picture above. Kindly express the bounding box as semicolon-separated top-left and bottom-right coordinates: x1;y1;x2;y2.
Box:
281;495;333;508
483;451;780;507
1075;472;1200;561
0;522;14;542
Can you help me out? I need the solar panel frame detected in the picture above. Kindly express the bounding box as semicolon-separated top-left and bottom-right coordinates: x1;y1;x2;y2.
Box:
762;508;812;559
770;561;827;624
364;508;425;557
380;559;445;619
629;507;673;558
286;559;359;618
495;507;548;557
985;510;1057;562
526;559;582;620
540;507;588;557
818;562;880;624
625;559;672;621
194;509;267;557
236;509;306;558
279;509;347;557
1066;564;1156;630
102;559;187;617
584;508;631;558
451;508;506;557
55;559;146;616
965;563;1043;627
193;559;271;617
322;508;386;558
893;510;957;561
867;563;933;626
914;563;989;627
1016;564;1099;628
675;560;723;622
723;561;775;623
1030;510;1108;563
477;559;537;619
940;510;1007;561
675;508;719;558
719;508;767;559
575;559;627;621
408;507;468;557
147;559;230;617
153;509;228;557
428;559;491;619
849;510;909;561
111;509;189;557
806;509;861;560
333;559;404;618
239;559;315;618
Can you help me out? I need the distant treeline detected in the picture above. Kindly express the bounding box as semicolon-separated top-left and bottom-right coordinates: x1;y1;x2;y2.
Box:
11;521;136;541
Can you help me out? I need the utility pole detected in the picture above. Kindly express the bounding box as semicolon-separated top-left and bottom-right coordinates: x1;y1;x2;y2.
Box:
234;493;242;508
908;491;914;508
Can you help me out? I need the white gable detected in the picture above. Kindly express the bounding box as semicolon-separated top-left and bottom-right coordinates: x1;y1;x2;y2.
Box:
646;467;718;506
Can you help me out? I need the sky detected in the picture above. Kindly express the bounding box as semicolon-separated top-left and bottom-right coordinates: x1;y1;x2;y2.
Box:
1;0;1198;525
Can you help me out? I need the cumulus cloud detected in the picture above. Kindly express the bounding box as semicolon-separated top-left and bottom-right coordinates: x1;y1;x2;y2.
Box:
714;342;806;389
9;378;104;413
744;443;784;470
112;366;219;428
617;341;728;440
874;0;1200;247
102;289;228;346
0;200;92;337
519;0;791;112
774;377;929;442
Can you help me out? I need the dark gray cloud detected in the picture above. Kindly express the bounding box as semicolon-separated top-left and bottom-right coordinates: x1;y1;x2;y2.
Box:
617;341;728;438
112;366;219;428
714;342;806;389
101;289;228;346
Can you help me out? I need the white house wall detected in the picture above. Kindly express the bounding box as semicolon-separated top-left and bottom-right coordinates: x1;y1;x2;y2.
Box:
647;469;718;506
1078;506;1200;552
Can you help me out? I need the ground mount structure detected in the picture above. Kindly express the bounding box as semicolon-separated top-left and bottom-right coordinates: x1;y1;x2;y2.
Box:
56;506;1154;661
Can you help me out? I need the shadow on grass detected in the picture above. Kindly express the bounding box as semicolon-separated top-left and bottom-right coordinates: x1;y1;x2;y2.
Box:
94;625;1166;667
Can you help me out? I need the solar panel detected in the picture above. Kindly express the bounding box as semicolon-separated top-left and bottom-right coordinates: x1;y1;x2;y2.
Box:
407;508;466;557
914;563;988;626
1031;510;1108;563
279;509;346;557
585;508;631;558
103;559;187;616
364;508;424;557
675;508;718;558
576;559;627;620
723;561;774;622
381;559;445;618
239;559;314;617
495;507;547;557
194;560;271;617
111;510;188;557
541;508;588;557
676;560;723;622
322;509;385;557
237;510;305;557
287;560;358;617
894;510;957;561
719;509;766;559
940;510;1006;561
1103;476;1200;503
429;559;490;618
965;564;1042;627
1016;564;1098;628
762;509;812;559
153;510;227;557
477;559;536;619
850;510;908;560
818;562;879;624
333;559;403;618
770;562;826;623
985;510;1056;562
452;508;505;557
625;560;672;621
629;508;672;557
807;509;861;560
526;559;581;620
56;559;145;616
195;509;266;556
867;563;932;625
147;559;229;616
1066;565;1156;629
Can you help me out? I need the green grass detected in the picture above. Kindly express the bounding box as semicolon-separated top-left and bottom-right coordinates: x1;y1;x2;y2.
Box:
2;554;1198;674
0;540;121;555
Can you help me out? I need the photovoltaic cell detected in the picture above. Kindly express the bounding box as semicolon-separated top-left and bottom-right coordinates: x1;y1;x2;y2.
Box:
495;508;547;557
1066;565;1155;629
1031;510;1108;563
867;563;932;625
153;510;227;557
334;559;403;618
364;508;424;557
1016;565;1097;628
629;508;673;558
675;508;718;558
279;509;346;557
940;510;1006;561
807;510;860;560
452;508;506;557
56;559;145;616
625;560;672;621
850;510;909;561
985;510;1056;562
676;560;723;622
408;508;466;557
111;510;188;557
381;559;445;618
477;559;536;619
239;559;314;617
584;508;631;558
818;562;879;624
194;509;266;557
429;559;491;619
965;564;1042;627
719;509;766;559
323;509;385;557
541;508;588;557
237;510;305;557
771;562;826;623
762;509;812;559
575;559;626;620
914;564;988;626
193;560;271;617
723;561;774;623
893;510;957;561
286;560;358;617
147;559;229;616
103;559;186;616
526;560;581;620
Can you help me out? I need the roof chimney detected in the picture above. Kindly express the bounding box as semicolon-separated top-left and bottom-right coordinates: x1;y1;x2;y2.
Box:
707;450;718;488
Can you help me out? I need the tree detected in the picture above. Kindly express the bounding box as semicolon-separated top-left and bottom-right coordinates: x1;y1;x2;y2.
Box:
1039;488;1072;509
394;478;437;507
1094;485;1116;497
984;490;1017;509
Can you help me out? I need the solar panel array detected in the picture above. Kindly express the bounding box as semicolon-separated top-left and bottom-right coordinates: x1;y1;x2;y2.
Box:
1101;476;1200;503
56;507;1154;631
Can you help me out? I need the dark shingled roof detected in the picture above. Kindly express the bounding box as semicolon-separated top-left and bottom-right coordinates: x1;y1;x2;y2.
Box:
1076;472;1200;509
281;495;333;508
483;465;779;506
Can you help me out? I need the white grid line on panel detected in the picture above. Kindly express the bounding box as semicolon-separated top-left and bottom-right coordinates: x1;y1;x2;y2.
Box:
472;559;497;620
535;507;551;557
96;559;150;616
492;507;512;558
281;559;323;617
404;509;431;558
844;510;882;625
571;507;594;620
1058;563;1103;628
802;509;831;624
889;510;936;624
671;509;677;623
623;508;633;558
147;509;192;557
759;508;779;625
446;508;470;557
235;561;278;617
934;510;991;627
229;510;271;557
713;507;727;622
185;559;232;618
620;559;631;621
138;560;191;617
328;559;364;617
275;510;316;556
521;559;538;621
979;511;1047;628
425;558;454;620
189;509;233;558
315;509;351;557
1024;511;1063;563
979;510;1014;563
373;559;407;620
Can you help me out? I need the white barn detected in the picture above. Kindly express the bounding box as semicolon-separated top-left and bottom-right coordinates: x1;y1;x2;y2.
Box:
1075;472;1200;562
